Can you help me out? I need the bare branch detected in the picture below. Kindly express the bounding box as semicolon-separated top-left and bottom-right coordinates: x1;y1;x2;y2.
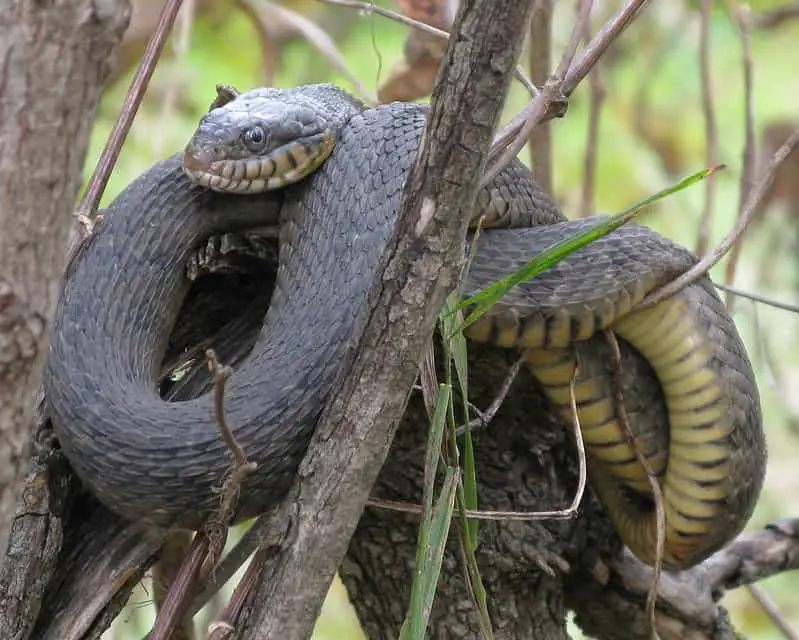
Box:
149;538;208;640
561;0;648;95
245;0;378;104
151;531;194;640
695;0;719;256
527;0;554;194
723;1;756;307
206;349;249;470
715;282;799;314
455;357;523;436
75;0;184;221
373;361;588;524
638;127;799;308
150;349;257;639
205;546;269;639
745;584;799;640
237;2;540;636
571;518;799;639
605;329;664;634
315;0;537;97
483;0;650;189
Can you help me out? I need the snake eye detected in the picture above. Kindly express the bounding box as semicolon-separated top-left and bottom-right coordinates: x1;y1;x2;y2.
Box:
243;125;267;152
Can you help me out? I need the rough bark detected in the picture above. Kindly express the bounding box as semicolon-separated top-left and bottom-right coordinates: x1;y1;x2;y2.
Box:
238;0;538;637
0;1;791;638
342;342;616;639
0;0;129;579
1;263;276;640
340;340;799;639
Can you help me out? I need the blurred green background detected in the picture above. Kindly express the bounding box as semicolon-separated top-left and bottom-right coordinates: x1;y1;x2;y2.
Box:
94;1;799;638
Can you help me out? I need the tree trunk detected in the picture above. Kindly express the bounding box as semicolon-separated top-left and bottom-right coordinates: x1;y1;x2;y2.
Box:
237;0;538;636
0;2;793;639
0;0;129;635
341;342;607;639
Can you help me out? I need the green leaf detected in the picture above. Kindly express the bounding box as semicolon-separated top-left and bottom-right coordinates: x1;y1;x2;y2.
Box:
440;293;479;548
423;384;452;518
401;385;452;640
401;467;460;640
452;165;724;332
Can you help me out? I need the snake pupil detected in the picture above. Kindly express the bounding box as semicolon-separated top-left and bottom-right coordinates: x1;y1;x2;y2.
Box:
244;125;267;152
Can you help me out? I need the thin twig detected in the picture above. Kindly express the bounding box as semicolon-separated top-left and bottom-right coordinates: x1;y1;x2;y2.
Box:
151;531;194;640
604;329;664;638
246;0;378;104
562;0;649;95
75;0;184;220
714;282;799;314
314;0;537;97
202;349;257;589
745;584;799;640
149;350;258;638
206;349;249;469
148;538;209;640
455;357;523;436
695;0;719;255
579;10;606;218
483;0;595;188
152;0;194;159
185;510;294;621
527;0;554;194
637;127;799;309
554;0;594;81
566;360;589;523
483;0;650;189
723;1;756;308
364;495;581;521
206;546;269;640
368;367;587;523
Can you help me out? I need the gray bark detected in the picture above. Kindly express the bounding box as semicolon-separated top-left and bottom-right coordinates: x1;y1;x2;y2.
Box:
0;1;129;636
0;1;792;638
0;0;129;556
238;0;539;637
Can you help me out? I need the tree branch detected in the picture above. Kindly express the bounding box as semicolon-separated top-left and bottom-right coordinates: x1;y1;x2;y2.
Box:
0;2;129;636
238;0;538;636
527;0;554;194
568;518;799;640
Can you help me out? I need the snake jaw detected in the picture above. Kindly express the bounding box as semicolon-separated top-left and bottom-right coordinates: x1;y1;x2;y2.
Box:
183;85;349;194
183;128;335;194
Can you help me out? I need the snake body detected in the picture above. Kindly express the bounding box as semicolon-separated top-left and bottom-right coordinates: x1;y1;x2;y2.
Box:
44;85;766;570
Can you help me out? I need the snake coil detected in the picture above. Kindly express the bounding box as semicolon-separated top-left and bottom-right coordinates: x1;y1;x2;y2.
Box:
44;84;766;570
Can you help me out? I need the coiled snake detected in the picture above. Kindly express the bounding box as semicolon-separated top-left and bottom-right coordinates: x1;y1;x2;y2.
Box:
44;84;766;570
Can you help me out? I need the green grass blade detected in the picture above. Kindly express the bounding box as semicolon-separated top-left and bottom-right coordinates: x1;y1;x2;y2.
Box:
423;384;452;517
401;384;452;640
401;467;460;640
452;166;724;331
440;294;479;547
441;294;469;400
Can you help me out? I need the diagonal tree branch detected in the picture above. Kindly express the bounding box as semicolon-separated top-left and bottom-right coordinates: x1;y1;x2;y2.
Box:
238;0;538;636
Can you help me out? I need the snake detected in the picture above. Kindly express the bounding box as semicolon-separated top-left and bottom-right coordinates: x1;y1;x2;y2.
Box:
44;84;766;571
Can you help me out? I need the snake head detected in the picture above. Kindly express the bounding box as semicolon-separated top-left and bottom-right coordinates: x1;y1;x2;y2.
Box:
183;84;362;194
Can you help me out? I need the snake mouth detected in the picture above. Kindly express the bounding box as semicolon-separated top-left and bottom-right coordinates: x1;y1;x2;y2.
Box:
183;129;335;194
